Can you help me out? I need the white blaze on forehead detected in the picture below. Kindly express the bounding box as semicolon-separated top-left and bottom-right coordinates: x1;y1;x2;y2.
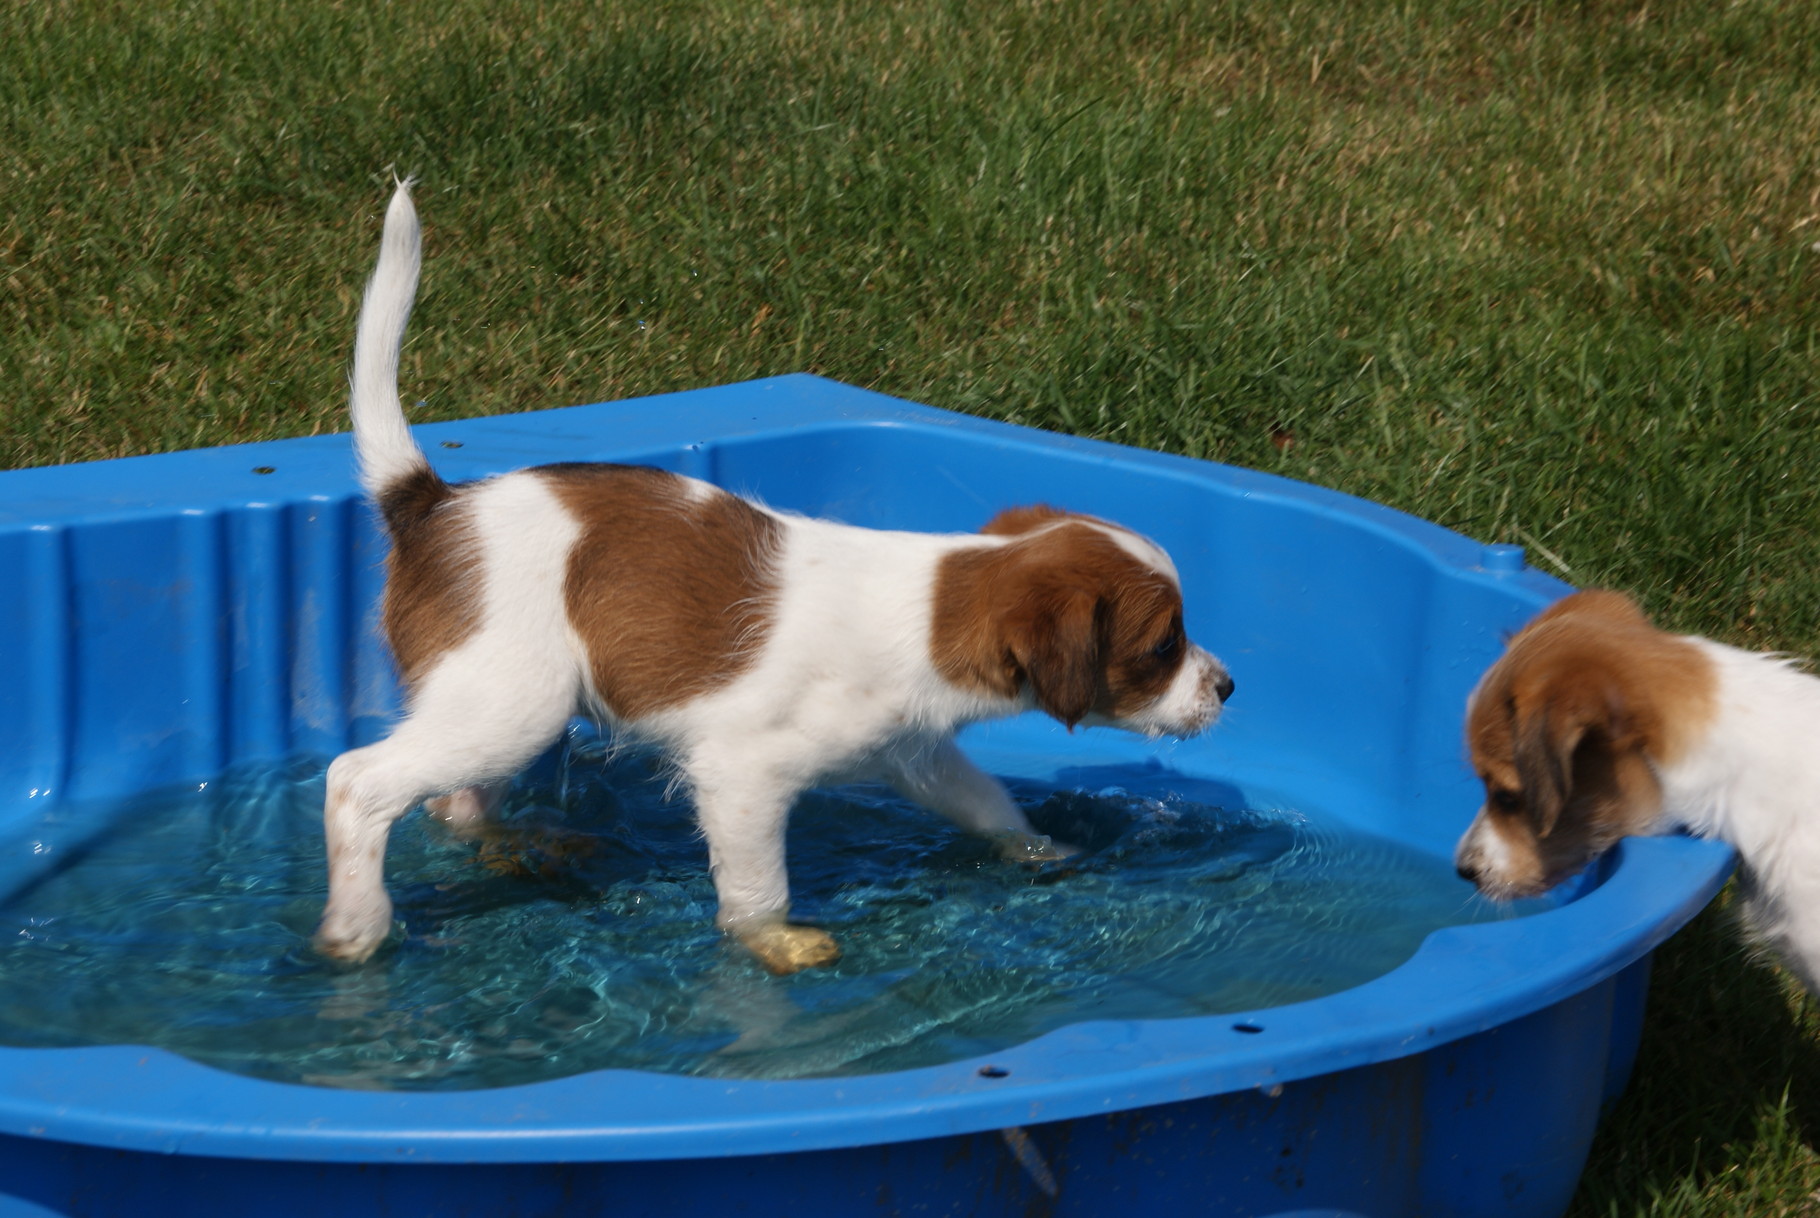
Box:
1015;517;1179;584
676;475;720;505
1093;524;1179;584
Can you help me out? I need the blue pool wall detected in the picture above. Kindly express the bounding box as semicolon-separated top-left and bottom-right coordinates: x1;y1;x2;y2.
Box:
0;970;1641;1218
0;374;1734;1218
0;374;1556;852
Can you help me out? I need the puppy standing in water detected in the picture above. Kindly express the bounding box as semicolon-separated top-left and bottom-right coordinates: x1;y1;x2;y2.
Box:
314;182;1235;974
1455;589;1820;990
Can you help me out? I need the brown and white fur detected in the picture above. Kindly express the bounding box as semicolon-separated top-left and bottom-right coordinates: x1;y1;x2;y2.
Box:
1455;588;1820;991
312;183;1234;974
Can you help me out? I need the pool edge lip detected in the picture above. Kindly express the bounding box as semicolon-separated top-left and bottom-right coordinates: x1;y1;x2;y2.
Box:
0;373;1736;1163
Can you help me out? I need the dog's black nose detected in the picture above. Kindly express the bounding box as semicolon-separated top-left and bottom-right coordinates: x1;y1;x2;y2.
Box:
1455;860;1479;883
1215;673;1236;703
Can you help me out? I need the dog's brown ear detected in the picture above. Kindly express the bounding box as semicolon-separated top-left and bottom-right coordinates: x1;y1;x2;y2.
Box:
1007;586;1100;728
1512;705;1581;838
1511;675;1631;838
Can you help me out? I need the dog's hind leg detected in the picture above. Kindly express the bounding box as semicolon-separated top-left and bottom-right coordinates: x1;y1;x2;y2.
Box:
314;735;454;964
313;641;580;964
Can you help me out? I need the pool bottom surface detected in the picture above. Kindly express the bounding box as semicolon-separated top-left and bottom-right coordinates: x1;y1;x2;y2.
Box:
0;737;1529;1090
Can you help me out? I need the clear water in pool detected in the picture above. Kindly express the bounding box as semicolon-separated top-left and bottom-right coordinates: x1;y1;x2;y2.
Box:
0;740;1529;1089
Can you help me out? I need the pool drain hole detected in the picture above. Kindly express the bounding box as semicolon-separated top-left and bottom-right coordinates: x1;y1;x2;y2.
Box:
978;1065;1009;1078
1234;1022;1265;1034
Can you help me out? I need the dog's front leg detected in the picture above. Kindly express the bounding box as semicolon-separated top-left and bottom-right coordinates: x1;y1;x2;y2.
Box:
692;769;840;976
884;737;1076;862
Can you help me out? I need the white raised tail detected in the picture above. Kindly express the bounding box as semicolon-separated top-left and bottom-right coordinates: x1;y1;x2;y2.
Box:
349;180;429;499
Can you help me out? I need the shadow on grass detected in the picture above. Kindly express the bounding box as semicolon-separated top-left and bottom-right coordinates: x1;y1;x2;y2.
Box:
1570;885;1820;1215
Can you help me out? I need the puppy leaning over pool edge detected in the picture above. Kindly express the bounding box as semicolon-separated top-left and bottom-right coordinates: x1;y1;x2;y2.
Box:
313;181;1236;975
1454;588;1820;991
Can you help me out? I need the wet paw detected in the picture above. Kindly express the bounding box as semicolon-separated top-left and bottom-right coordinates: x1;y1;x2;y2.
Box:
996;832;1080;865
311;919;391;965
737;922;842;976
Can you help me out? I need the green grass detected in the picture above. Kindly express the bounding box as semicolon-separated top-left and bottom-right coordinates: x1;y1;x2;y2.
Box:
4;0;1820;1210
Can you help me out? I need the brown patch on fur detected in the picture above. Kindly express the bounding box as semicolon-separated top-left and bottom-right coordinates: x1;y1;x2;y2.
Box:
931;516;1186;727
1458;589;1718;896
378;466;484;688
541;464;782;722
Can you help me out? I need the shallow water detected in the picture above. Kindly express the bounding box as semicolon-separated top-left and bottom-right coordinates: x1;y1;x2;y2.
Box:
0;740;1529;1089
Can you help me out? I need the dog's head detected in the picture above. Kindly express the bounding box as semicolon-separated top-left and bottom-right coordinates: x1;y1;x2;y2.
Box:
1454;589;1715;899
932;505;1233;738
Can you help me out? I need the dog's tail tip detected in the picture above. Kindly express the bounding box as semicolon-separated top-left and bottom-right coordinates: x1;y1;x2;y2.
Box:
351;176;430;502
377;179;422;263
384;175;419;222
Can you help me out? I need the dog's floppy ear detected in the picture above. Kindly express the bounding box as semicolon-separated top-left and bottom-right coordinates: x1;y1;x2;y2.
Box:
1006;586;1100;729
1512;705;1581;838
1511;674;1631;838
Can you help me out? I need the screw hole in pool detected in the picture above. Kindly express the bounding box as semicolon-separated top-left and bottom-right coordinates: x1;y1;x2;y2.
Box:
1234;1022;1265;1035
978;1066;1009;1079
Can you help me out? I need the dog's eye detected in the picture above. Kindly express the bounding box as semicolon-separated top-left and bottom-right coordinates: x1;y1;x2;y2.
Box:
1490;789;1521;813
1151;634;1180;661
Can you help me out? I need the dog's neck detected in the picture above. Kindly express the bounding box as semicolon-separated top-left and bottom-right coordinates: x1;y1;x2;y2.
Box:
1657;638;1820;863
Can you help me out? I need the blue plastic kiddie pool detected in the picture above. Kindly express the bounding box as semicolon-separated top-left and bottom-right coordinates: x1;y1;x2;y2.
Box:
0;375;1732;1217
